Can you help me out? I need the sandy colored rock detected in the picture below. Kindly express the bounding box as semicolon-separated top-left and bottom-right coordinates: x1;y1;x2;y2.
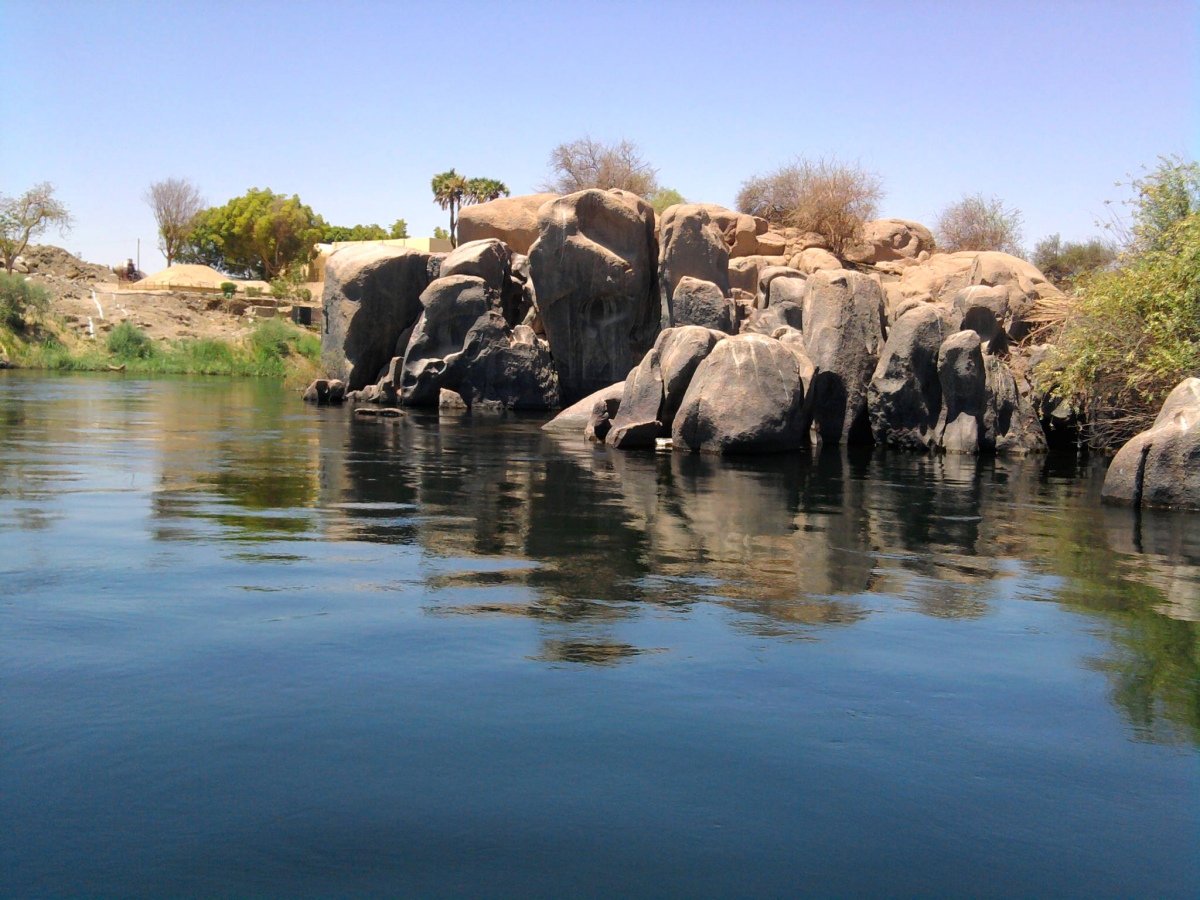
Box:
457;193;559;255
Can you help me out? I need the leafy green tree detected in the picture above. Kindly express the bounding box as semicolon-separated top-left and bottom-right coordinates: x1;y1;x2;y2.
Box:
0;271;50;329
389;219;408;239
322;223;389;243
0;182;73;274
431;170;510;246
182;188;324;279
1038;167;1200;448
432;226;450;241
1032;234;1116;289
650;188;685;215
1103;155;1200;254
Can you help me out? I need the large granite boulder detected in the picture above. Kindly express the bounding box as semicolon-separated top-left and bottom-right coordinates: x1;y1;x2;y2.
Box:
658;204;731;328
398;275;560;409
457;193;559;255
1103;378;1200;510
528;189;659;404
440;238;523;326
755;266;805;310
696;204;759;258
728;255;790;293
845;218;935;264
803;270;888;445
608;326;724;449
321;244;432;390
672;276;735;333
933;330;1045;454
934;330;988;453
867;304;950;450
673;333;810;454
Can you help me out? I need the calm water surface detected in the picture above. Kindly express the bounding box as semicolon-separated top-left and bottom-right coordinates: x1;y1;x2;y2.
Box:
2;371;1198;898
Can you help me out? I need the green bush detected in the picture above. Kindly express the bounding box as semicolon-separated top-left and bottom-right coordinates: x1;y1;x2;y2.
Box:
1032;235;1116;290
106;321;156;359
1038;212;1200;448
246;286;262;298
0;272;50;329
220;281;236;299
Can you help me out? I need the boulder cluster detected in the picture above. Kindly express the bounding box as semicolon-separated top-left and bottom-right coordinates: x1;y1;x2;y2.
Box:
315;189;1057;457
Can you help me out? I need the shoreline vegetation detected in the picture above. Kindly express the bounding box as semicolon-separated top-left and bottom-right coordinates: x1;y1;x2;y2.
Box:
1;312;321;386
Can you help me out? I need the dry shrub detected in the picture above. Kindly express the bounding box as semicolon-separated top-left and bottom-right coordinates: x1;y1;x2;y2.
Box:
935;194;1023;255
735;157;883;256
542;137;659;198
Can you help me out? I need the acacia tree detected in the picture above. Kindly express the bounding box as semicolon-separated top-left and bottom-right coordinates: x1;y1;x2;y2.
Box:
182;188;324;279
0;182;73;274
935;194;1024;255
144;177;205;266
431;170;509;246
542;137;659;198
736;157;883;256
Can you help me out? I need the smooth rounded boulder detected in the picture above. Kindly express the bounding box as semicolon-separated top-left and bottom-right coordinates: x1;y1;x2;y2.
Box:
867;304;950;450
673;333;809;454
528;189;659;404
457;193;559;255
672;276;734;333
1103;378;1200;510
608;326;723;449
321;244;432;390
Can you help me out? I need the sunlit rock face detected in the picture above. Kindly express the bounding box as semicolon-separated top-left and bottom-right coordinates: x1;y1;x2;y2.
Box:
321;244;432;390
528;189;660;404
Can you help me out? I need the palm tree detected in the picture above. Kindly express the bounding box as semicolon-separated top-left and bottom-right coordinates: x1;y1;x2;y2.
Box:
431;171;509;247
431;169;468;247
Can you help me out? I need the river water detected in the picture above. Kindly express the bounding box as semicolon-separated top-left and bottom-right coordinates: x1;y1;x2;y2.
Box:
2;371;1197;898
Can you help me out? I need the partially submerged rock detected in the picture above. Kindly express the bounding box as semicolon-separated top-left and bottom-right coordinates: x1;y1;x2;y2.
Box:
529;189;659;403
321;244;432;390
608;326;723;449
673;333;810;454
1103;378;1200;510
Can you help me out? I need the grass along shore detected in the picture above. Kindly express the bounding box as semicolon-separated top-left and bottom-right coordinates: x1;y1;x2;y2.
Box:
1;317;322;386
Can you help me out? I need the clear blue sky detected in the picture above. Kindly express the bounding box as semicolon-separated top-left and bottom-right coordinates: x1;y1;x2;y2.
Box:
2;0;1196;272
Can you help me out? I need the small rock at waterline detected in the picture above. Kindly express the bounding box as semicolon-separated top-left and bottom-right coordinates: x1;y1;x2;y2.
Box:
354;407;403;418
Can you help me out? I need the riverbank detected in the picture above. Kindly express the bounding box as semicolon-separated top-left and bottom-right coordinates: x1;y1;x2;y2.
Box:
0;246;321;385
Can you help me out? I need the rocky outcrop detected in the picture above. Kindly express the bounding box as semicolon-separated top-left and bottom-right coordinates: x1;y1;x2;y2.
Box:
397;269;560;409
933;331;1045;455
321;244;432;390
528;189;659;403
608;326;723;449
658;204;730;328
1103;378;1200;510
673;333;810;454
844;219;936;265
457;193;559;255
867;304;949;450
790;247;843;275
439;238;525;326
696;205;759;258
755;266;805;310
672;276;735;333
803;270;888;445
728;255;789;294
